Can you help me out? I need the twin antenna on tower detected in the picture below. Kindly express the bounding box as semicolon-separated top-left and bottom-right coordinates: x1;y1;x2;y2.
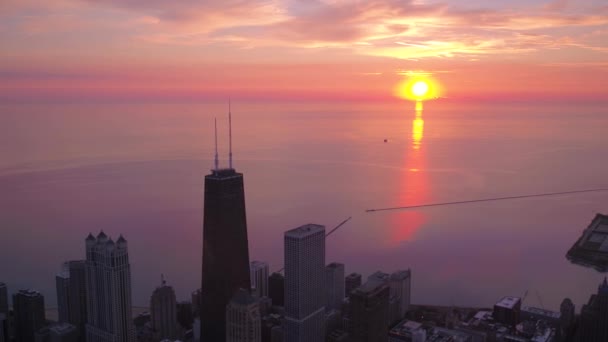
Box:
214;99;233;171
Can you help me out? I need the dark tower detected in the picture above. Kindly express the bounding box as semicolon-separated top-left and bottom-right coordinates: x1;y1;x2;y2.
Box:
200;105;251;341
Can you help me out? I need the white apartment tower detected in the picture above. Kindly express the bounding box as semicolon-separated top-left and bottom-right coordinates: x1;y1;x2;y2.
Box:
284;224;326;342
85;232;135;342
250;261;269;298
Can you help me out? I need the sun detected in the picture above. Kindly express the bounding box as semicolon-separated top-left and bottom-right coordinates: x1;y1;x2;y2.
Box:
412;81;429;98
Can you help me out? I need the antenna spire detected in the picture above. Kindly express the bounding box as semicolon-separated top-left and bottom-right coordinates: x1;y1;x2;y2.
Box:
214;117;219;171
229;98;233;169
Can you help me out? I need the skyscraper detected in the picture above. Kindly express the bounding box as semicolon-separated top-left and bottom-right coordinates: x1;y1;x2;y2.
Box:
250;261;269;298
56;265;70;324
150;276;178;340
348;279;389;342
201;109;252;341
390;270;411;322
226;289;261;342
13;289;46;342
0;283;7;317
66;261;87;342
345;273;362;298
575;278;608;342
268;273;285;307
85;232;134;342
325;263;345;312
284;224;326;342
0;313;8;342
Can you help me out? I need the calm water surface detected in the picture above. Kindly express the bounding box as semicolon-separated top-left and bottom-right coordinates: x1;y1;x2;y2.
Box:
0;101;607;310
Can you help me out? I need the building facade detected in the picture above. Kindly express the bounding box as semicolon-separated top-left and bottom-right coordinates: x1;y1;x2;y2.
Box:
0;283;7;316
150;277;178;340
348;279;390;342
85;232;134;342
226;289;261;342
250;261;269;299
325;263;345;312
268;273;284;307
284;224;326;342
13;289;46;342
345;273;362;298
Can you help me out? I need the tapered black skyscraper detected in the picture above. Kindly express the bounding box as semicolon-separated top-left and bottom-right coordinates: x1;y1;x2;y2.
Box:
200;105;251;341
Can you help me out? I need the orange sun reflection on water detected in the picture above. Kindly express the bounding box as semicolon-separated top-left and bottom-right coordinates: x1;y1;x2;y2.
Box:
390;101;430;244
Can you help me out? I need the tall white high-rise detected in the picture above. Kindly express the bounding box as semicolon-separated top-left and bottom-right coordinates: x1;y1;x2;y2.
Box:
85;232;135;342
284;224;326;342
150;276;178;340
226;288;261;342
325;263;345;312
250;261;269;298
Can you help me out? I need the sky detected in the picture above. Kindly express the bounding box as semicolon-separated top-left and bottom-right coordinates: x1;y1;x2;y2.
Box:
1;0;607;103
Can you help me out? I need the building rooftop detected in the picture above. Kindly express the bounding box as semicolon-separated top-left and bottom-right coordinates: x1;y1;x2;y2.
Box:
345;273;361;279
368;271;390;282
389;319;424;337
391;269;412;280
354;278;387;295
284;224;325;238
230;288;257;306
49;322;77;334
207;168;240;179
327;262;344;269
251;260;268;268
566;213;608;271
495;296;521;309
522;306;560;319
16;289;42;298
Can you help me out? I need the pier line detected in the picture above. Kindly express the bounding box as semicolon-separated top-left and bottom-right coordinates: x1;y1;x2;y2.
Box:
366;188;608;213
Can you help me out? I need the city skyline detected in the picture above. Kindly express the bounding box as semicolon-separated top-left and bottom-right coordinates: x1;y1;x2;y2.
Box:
1;0;608;341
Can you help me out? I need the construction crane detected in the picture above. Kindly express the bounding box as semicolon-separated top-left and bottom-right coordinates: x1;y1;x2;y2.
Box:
275;216;352;273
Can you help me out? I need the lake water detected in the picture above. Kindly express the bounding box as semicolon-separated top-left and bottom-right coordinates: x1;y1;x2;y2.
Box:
1;100;607;311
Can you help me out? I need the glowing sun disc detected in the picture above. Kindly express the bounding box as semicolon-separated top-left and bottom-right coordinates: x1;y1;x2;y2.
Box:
412;81;429;97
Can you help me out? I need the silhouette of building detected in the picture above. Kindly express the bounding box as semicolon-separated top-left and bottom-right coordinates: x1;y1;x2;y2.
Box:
85;232;134;342
348;278;389;342
345;273;362;297
368;271;401;325
284;224;326;342
201;112;252;341
150;276;178;340
65;261;87;342
250;261;269;299
493;296;521;328
13;289;45;342
35;323;78;342
0;283;7;316
575;278;608;342
560;298;575;341
268;273;284;307
191;289;202;318
56;265;70;324
226;288;261;342
0;313;9;342
325;263;345;312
